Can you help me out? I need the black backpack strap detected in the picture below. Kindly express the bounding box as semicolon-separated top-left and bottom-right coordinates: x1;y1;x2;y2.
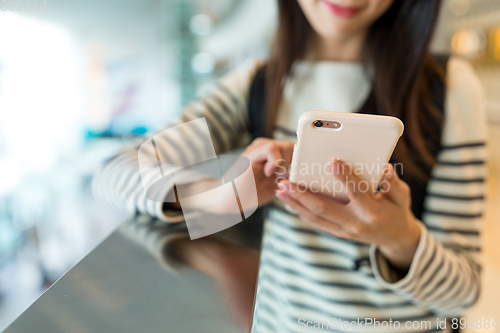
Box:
429;53;449;138
243;65;269;240
429;53;449;157
434;54;450;76
248;65;268;140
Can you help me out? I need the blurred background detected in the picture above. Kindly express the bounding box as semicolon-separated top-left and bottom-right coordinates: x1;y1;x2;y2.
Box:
0;0;499;331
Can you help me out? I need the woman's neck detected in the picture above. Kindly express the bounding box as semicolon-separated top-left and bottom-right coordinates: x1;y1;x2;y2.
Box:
305;31;366;62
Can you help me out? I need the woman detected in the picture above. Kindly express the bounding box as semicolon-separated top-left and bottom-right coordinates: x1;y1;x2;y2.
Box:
93;0;487;331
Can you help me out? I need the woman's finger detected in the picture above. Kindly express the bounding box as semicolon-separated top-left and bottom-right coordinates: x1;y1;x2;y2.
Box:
330;159;371;206
377;163;411;207
280;180;353;224
275;188;350;239
268;141;294;178
262;142;283;176
243;139;293;177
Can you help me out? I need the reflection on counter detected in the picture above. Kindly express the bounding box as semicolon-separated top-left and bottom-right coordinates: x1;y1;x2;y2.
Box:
5;213;264;333
120;213;263;330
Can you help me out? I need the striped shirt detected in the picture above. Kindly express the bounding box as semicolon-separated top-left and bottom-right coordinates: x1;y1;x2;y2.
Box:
92;58;487;332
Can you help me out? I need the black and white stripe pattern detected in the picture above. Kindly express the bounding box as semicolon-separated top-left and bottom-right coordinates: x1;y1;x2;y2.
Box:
92;58;486;332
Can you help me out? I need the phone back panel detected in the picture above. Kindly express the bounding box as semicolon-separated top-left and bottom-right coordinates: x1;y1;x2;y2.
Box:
289;110;404;201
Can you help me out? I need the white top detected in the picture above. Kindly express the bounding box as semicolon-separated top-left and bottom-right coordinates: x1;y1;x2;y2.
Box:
92;57;488;332
277;61;371;136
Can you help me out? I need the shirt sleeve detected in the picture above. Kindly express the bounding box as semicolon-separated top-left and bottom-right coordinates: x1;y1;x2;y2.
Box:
91;59;264;222
370;58;487;317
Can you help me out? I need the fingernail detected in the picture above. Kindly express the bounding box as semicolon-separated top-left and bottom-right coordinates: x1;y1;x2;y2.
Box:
280;180;291;192
275;189;288;201
330;159;342;175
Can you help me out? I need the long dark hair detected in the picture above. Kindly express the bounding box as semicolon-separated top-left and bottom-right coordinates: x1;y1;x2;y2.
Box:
265;0;444;181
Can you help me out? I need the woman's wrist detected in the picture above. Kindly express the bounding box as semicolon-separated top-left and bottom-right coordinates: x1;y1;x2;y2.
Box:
377;218;422;269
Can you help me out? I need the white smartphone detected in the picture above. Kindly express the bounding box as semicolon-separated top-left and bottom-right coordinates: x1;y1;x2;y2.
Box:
289;110;404;202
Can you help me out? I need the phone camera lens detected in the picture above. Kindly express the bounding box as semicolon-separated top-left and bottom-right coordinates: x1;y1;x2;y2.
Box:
314;121;323;128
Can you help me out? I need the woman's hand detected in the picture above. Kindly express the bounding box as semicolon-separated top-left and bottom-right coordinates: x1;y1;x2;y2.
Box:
241;138;294;206
167;138;294;214
275;160;421;269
